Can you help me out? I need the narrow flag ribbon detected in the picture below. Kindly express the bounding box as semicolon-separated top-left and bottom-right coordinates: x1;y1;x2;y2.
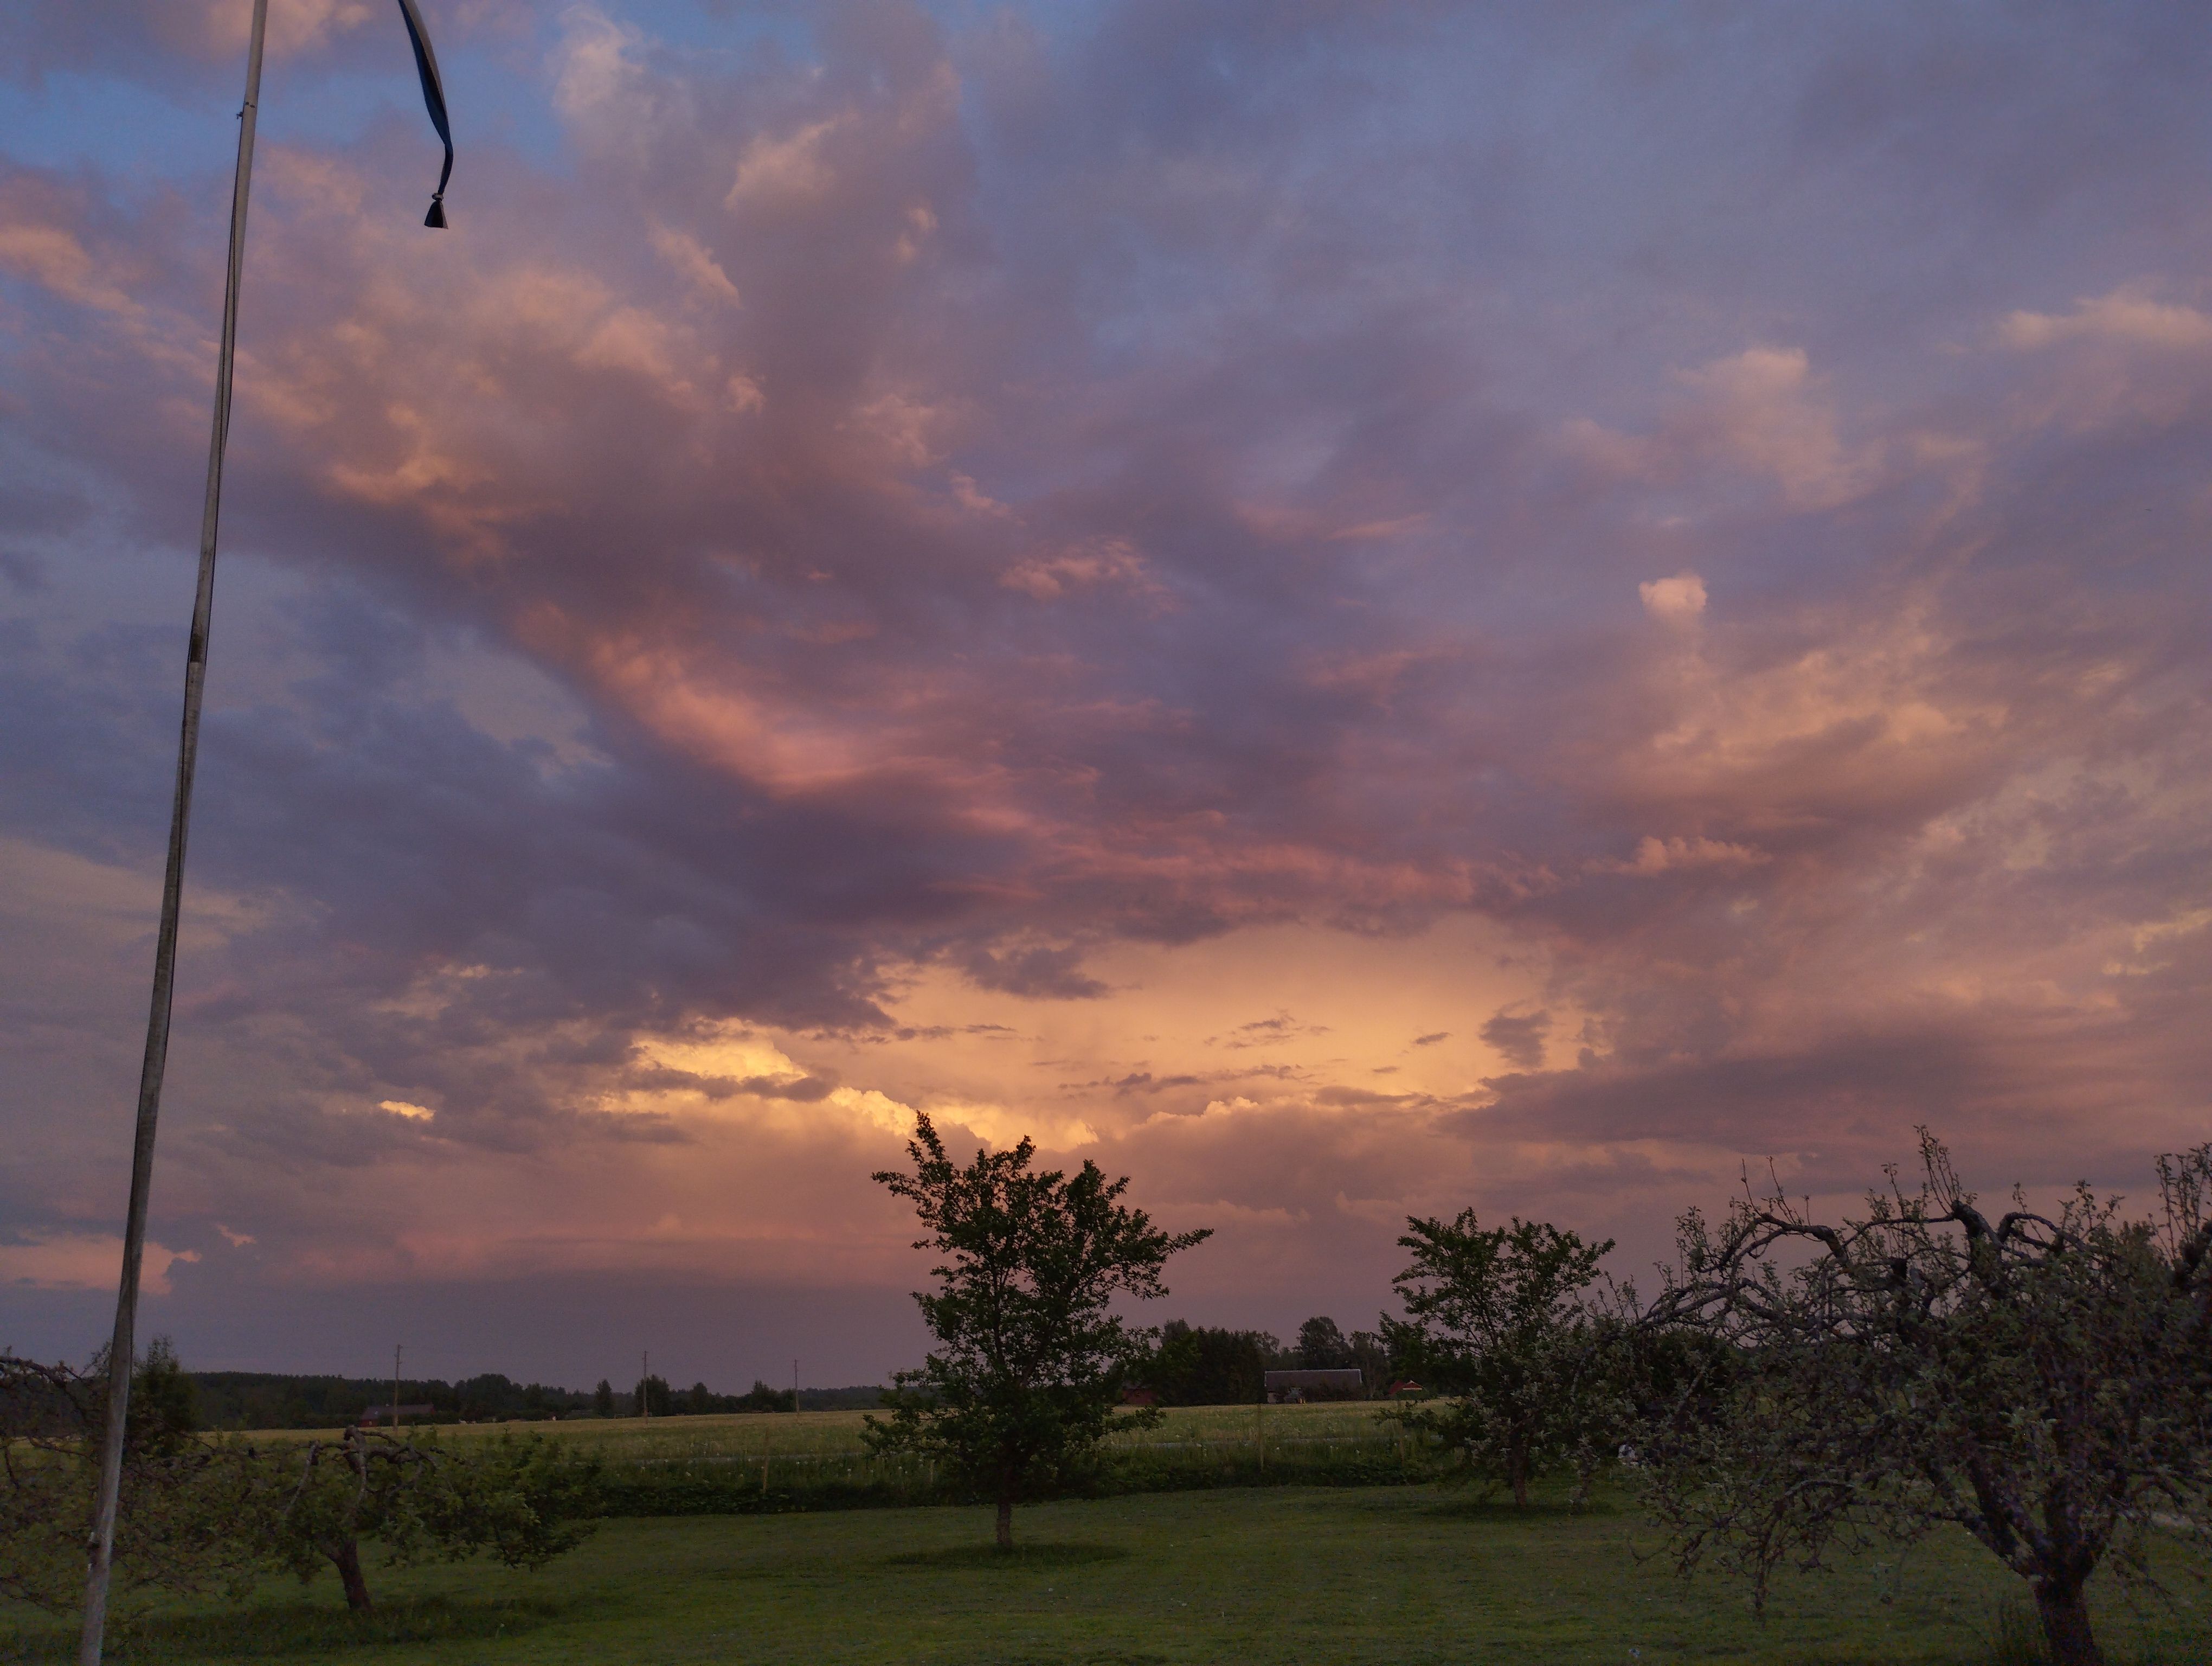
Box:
394;0;453;227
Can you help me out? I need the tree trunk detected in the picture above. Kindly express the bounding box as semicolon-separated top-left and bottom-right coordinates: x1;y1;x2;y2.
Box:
2034;1578;2104;1666
1509;1450;1530;1510
995;1490;1014;1551
330;1536;373;1612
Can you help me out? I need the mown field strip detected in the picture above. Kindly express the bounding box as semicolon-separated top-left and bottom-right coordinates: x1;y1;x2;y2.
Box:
616;1434;1401;1469
229;1400;1391;1462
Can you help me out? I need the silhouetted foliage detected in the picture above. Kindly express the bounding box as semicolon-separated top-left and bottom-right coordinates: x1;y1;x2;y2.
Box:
1296;1316;1355;1370
865;1112;1211;1547
1140;1322;1279;1405
1384;1213;1624;1508
1;1345;260;1611
236;1426;601;1610
190;1369;595;1429
1;1344;600;1617
186;1366;814;1429
1638;1133;2212;1666
730;1380;799;1413
130;1336;202;1451
1347;1328;1393;1395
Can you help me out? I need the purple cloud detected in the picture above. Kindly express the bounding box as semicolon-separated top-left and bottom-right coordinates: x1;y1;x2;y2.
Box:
3;1;2209;1379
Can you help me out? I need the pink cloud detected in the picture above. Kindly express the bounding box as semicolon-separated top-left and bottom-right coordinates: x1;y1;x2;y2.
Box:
4;1;2211;1375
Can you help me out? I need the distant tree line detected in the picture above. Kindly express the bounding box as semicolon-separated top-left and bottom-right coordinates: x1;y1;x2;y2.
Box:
145;1335;1419;1432
1133;1316;1394;1404
171;1372;891;1430
192;1371;596;1430
621;1375;796;1417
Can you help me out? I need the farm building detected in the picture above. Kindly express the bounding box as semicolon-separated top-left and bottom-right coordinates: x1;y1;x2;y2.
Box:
1261;1368;1365;1402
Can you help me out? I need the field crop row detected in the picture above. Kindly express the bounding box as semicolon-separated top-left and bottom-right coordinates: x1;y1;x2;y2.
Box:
243;1400;1388;1463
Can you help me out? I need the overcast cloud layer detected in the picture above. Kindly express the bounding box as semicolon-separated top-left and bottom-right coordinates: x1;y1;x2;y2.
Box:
3;0;2209;1388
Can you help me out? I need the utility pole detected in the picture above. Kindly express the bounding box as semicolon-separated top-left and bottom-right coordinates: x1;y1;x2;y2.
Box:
78;8;269;1662
392;1343;402;1430
792;1358;799;1413
641;1350;650;1418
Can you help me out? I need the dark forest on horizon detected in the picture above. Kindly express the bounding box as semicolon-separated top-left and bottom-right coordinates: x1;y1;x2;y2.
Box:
119;1315;1386;1430
183;1371;883;1429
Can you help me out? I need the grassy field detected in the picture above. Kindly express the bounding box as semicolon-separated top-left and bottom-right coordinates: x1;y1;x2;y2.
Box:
240;1401;1387;1459
3;1482;2204;1665
228;1404;1416;1510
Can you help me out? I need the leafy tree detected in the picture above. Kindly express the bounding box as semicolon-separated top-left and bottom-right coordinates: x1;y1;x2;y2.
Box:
1296;1316;1355;1370
1638;1133;2212;1666
593;1379;615;1418
634;1374;670;1417
130;1336;202;1450
446;1372;593;1421
2;1345;600;1619
1347;1328;1392;1396
1383;1212;1620;1507
1141;1322;1277;1406
865;1112;1211;1547
235;1426;600;1610
1;1349;256;1612
3;1354;119;1610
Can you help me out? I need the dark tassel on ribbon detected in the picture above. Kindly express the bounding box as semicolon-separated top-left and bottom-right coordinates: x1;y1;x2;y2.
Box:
395;0;453;228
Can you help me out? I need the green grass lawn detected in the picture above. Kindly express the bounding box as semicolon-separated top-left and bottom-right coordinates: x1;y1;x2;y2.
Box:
5;1484;2204;1665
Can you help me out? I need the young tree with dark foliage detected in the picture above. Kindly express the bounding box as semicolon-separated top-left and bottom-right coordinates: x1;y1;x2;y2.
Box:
1639;1132;2212;1666
0;1349;599;1618
1;1345;255;1613
128;1338;202;1448
865;1112;1211;1548
243;1426;600;1610
1383;1213;1623;1508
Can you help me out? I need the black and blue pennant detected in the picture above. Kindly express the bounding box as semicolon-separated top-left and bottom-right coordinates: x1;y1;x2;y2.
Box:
394;0;453;228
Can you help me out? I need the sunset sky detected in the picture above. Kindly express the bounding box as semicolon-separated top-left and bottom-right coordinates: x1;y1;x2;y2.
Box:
3;0;2209;1391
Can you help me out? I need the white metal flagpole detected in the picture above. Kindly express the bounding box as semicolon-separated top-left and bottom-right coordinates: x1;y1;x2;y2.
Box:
78;3;270;1660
